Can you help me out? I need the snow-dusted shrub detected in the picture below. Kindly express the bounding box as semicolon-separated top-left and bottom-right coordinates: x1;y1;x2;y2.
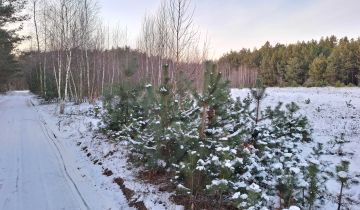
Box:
101;81;145;141
101;63;319;209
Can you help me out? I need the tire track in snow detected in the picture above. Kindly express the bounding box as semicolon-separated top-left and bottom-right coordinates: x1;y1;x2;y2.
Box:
24;98;52;209
0;103;20;210
29;99;91;210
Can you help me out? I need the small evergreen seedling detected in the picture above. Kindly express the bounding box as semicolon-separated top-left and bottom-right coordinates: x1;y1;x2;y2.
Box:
250;78;266;124
330;133;350;156
345;100;355;109
307;160;319;209
305;144;328;209
336;159;350;210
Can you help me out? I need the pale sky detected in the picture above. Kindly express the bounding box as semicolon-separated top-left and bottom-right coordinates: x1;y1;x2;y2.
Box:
23;0;360;58
98;0;360;58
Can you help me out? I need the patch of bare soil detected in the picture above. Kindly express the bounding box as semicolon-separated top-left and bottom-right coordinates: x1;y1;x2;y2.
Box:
113;177;147;210
138;169;176;193
170;194;238;210
102;168;113;176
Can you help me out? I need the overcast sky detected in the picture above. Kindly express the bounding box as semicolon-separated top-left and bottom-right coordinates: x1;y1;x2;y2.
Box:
98;0;360;58
23;0;360;58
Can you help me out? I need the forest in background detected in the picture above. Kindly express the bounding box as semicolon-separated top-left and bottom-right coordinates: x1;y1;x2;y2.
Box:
219;36;360;87
2;0;359;101
18;0;211;114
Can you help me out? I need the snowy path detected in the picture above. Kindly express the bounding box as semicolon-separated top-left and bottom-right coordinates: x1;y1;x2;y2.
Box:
0;92;129;210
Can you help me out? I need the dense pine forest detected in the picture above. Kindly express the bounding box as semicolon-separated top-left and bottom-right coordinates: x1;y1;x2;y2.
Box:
219;36;360;87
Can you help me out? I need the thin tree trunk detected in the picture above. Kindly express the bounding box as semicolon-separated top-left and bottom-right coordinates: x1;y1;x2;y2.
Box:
33;0;43;94
101;53;105;95
90;55;96;101
43;54;47;96
64;50;72;101
57;51;62;102
110;52;115;94
61;50;72;114
337;182;344;210
86;49;90;100
79;54;83;102
52;57;59;100
70;70;78;102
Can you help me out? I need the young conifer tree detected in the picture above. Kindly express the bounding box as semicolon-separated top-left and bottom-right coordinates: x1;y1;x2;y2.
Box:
336;159;350;210
102;56;142;140
197;61;231;141
250;79;266;125
303;143;328;210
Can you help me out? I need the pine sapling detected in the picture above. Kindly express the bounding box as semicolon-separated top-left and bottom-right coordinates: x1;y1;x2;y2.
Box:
307;160;319;209
336;159;350;210
198;61;222;140
250;78;266;124
330;133;350;156
159;64;172;130
305;144;327;210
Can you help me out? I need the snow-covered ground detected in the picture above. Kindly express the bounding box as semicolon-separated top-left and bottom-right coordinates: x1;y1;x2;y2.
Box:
33;95;183;210
232;87;360;209
1;87;359;210
0;91;131;210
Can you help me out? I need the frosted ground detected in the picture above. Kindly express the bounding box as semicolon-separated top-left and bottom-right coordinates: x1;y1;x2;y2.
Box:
231;87;360;209
0;91;131;210
1;87;359;210
31;87;360;209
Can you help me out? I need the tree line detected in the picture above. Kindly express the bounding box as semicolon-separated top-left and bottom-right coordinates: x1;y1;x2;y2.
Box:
4;0;360;103
21;0;211;114
219;36;360;87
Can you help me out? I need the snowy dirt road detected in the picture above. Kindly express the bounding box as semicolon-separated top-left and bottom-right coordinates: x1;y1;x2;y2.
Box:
0;92;130;210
